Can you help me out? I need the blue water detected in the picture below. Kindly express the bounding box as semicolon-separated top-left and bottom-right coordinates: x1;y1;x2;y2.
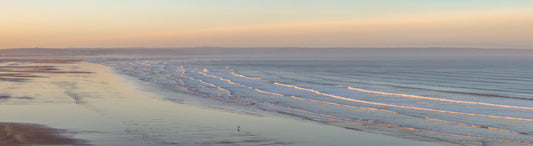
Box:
97;57;533;144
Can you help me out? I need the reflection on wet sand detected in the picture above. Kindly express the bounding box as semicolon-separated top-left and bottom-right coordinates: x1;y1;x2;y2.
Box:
1;59;92;145
0;59;82;64
0;95;33;100
0;59;91;82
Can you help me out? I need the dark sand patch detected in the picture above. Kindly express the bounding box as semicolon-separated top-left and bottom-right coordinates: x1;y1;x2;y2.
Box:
0;123;86;145
1;70;92;74
0;95;33;100
0;59;82;64
0;65;90;74
0;66;59;71
0;77;27;82
0;73;39;82
0;73;40;77
0;59;92;82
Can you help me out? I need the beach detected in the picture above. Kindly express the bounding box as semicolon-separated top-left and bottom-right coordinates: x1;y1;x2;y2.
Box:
0;59;444;145
3;0;533;145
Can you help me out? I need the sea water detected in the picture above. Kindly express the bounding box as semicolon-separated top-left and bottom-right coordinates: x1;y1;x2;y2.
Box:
96;56;533;145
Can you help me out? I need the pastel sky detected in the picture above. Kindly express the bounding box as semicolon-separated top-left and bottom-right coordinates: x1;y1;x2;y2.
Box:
1;0;532;49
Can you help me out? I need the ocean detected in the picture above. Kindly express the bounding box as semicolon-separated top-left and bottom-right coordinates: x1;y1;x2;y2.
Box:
97;56;533;144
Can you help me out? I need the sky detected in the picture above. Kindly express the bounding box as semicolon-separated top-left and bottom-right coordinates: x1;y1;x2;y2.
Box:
1;0;532;49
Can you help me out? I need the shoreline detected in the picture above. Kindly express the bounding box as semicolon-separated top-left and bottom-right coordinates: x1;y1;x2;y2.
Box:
1;59;446;145
102;61;449;146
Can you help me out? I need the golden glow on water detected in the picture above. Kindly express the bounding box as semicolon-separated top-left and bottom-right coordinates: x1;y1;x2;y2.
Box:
275;82;533;122
346;87;533;110
231;72;261;80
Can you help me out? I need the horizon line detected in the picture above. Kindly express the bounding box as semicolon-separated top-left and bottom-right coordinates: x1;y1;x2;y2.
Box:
3;46;532;50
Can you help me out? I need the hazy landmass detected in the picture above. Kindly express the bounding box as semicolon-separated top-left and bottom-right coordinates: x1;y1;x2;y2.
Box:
1;47;532;58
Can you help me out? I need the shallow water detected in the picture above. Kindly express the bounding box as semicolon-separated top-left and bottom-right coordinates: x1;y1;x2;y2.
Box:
97;56;533;145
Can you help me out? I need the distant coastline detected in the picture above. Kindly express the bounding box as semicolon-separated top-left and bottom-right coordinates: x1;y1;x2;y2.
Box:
1;47;532;58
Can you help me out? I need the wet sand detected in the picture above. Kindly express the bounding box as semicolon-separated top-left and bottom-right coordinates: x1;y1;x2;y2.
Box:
0;123;84;145
0;59;90;82
0;59;90;145
0;59;446;145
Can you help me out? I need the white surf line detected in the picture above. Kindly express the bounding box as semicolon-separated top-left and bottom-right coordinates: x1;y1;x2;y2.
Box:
227;72;529;134
190;73;422;136
274;82;533;122
129;66;533;142
184;71;259;104
160;73;182;86
197;73;533;143
200;71;398;113
347;87;533;110
230;72;261;80
126;68;529;143
199;71;419;121
197;71;253;88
